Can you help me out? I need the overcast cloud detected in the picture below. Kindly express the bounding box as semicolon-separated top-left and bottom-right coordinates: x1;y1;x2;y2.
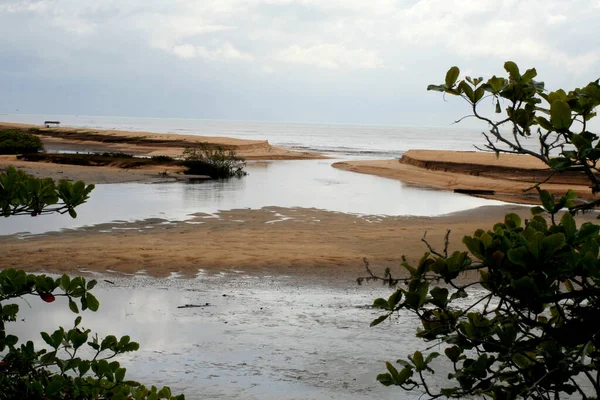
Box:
1;0;599;126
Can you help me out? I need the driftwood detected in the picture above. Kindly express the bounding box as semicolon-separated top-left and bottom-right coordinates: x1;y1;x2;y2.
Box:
454;188;495;195
177;303;211;309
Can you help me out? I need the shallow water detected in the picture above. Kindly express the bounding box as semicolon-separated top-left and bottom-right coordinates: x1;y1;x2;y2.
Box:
7;273;471;399
0;159;504;235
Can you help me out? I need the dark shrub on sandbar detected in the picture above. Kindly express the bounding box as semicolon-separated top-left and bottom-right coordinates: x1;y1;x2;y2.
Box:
0;129;44;154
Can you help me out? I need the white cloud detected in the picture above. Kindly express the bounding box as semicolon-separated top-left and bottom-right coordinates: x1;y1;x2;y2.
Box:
172;44;197;59
171;42;254;61
1;0;599;123
276;44;384;69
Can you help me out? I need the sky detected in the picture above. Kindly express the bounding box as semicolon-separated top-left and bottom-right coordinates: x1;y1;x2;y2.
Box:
1;0;600;127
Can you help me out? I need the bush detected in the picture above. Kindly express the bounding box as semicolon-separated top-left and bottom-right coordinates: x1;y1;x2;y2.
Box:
366;62;600;399
151;155;175;163
0;130;44;154
98;152;133;158
182;145;247;178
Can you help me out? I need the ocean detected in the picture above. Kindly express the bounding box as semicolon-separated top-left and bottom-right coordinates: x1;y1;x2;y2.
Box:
0;114;511;235
1;113;488;158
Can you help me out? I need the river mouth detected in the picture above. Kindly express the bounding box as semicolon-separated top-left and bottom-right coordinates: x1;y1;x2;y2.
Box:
6;271;463;399
0;159;504;236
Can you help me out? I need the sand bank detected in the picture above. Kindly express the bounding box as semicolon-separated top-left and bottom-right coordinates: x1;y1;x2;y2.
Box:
3;205;595;281
0;155;188;184
0;122;324;160
333;150;595;205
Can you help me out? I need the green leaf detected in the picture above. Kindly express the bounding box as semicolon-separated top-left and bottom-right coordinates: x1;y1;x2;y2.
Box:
86;293;100;312
376;373;393;386
537;116;554;131
445;66;460;88
46;375;64;395
41;332;54;348
504;213;522;229
538;189;556;213
521;68;537;83
370;314;389;327
427;84;448;92
507;246;529;267
387;290;403;309
373;298;388;310
86;279;97;290
69;298;79;314
459;81;475;103
560;212;577;237
79;361;90;376
504;61;520;80
548;157;573;171
411;351;426;371
530;206;545;215
550;100;572;130
430;287;449;308
474;86;485;103
158;387;172;398
445;346;461;362
116;367;127;383
542;233;566;258
487;75;505;92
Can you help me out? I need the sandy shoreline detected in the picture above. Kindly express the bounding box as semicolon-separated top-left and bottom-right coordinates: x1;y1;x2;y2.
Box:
0;122;325;160
333;150;597;205
3;126;599;281
3;205;596;281
0;122;325;184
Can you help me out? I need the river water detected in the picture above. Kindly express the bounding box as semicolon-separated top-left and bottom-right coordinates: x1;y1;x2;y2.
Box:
8;272;473;399
1;115;513;398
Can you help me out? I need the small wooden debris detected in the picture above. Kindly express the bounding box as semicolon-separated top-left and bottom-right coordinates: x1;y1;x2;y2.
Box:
454;189;495;195
177;303;211;308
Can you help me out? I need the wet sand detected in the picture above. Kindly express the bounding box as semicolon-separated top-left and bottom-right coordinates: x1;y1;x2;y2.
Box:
333;150;596;205
3;205;596;281
0;155;189;184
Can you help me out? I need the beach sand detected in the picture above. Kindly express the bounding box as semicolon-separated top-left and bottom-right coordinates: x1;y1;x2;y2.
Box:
0;122;324;184
2;134;598;280
333;150;596;205
2;205;597;281
0;122;325;160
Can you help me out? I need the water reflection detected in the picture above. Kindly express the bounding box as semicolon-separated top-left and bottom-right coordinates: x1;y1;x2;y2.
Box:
6;274;439;399
0;160;505;235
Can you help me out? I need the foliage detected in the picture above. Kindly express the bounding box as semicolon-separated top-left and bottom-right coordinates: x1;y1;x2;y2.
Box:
0;166;94;217
151;155;175;163
428;61;600;213
99;152;134;158
182;145;246;178
0;130;44;155
0;270;184;399
366;62;600;399
0;167;184;399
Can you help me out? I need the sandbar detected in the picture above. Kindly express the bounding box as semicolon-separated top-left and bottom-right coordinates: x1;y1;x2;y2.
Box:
2;205;596;281
333;150;596;205
0;122;324;184
0;122;325;160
